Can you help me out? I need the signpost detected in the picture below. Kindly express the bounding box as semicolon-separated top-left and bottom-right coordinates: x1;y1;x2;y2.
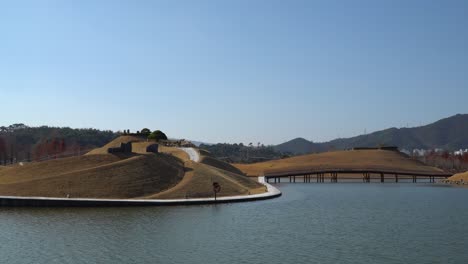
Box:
213;182;221;201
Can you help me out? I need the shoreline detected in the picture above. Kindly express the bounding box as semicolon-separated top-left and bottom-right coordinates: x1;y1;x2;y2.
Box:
0;177;281;207
439;179;468;187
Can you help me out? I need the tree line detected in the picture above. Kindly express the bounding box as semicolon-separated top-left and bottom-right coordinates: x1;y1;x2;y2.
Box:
414;150;468;173
0;124;117;164
199;143;286;163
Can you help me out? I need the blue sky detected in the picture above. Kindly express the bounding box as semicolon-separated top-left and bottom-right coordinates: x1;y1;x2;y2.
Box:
0;0;467;144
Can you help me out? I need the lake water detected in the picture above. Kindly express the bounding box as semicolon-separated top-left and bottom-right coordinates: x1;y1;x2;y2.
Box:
1;183;468;264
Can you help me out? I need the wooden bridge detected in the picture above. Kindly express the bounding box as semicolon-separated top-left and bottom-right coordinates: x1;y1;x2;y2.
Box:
264;169;453;184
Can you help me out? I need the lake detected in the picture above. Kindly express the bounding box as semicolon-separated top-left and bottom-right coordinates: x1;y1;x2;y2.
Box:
1;183;467;263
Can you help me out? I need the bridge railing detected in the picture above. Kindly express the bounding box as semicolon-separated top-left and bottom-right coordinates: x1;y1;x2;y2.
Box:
264;168;452;178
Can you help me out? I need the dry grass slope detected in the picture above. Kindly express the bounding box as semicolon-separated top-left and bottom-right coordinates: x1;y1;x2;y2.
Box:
149;161;265;199
0;154;184;198
0;154;121;184
235;149;444;177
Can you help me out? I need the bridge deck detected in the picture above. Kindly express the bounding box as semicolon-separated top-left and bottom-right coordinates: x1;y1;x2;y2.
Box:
265;169;451;178
264;168;452;184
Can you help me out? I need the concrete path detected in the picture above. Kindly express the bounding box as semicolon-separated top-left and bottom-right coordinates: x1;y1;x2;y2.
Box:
178;147;200;162
0;176;281;206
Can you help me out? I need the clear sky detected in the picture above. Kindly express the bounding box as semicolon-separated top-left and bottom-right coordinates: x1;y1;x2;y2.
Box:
1;0;467;145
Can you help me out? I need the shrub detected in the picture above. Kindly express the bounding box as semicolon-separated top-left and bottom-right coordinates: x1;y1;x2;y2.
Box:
148;130;168;141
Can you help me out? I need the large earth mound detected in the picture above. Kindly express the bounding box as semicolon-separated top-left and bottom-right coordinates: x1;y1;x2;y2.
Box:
235;149;445;177
0;136;265;199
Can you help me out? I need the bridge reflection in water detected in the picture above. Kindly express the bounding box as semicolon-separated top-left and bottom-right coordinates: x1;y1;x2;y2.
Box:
264;169;452;184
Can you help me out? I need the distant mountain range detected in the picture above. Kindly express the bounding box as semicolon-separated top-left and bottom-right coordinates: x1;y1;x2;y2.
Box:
274;114;468;155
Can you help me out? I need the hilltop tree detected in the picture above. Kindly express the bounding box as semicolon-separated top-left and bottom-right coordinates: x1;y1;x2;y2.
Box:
148;130;168;141
141;128;151;136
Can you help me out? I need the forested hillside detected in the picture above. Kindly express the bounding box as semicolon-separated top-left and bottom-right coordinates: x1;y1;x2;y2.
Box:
199;143;283;163
275;114;468;155
0;124;117;164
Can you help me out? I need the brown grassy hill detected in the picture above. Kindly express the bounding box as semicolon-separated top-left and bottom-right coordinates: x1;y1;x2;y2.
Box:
0;136;265;199
0;153;184;198
0;154;121;184
235;149;444;177
0;136;185;198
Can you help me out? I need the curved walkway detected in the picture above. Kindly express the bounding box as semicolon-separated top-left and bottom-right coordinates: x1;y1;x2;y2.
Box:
0;177;281;206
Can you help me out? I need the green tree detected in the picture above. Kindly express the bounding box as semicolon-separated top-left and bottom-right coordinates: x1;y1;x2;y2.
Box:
141;128;151;136
148;130;168;141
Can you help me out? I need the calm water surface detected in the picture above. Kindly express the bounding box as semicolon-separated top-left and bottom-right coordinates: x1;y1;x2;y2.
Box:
1;183;468;264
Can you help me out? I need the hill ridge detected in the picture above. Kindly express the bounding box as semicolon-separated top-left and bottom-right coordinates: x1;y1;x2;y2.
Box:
274;114;468;154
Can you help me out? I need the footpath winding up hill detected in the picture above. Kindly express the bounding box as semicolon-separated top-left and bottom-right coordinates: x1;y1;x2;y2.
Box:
235;149;445;177
0;136;265;199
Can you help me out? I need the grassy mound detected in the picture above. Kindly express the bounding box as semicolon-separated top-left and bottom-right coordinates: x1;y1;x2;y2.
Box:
0;135;266;199
235;149;444;176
